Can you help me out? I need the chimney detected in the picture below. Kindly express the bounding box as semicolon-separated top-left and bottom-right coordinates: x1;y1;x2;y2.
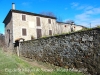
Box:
12;3;15;10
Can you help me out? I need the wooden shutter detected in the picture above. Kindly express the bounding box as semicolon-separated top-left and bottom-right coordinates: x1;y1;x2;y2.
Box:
48;19;51;24
36;17;40;26
49;30;52;35
22;15;26;21
37;29;42;38
22;28;27;36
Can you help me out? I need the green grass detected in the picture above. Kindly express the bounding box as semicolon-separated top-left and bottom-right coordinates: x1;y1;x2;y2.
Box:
0;48;85;75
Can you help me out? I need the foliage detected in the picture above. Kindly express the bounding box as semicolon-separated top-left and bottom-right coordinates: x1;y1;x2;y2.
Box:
95;25;100;28
65;20;75;24
0;33;5;47
31;35;35;40
41;36;49;39
40;12;56;17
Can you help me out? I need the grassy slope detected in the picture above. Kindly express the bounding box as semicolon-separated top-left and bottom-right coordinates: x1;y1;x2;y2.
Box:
0;48;84;75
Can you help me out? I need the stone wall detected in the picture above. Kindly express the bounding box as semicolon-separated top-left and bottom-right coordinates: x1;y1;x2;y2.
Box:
19;28;100;75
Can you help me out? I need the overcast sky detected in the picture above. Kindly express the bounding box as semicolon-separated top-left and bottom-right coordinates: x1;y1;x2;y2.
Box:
0;0;100;34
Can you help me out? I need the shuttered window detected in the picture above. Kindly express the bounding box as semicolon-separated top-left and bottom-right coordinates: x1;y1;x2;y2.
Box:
49;30;52;35
22;15;26;21
36;17;41;26
37;29;42;38
48;19;51;24
22;28;27;36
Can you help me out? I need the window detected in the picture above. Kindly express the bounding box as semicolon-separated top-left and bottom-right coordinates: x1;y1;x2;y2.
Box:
7;29;10;34
22;15;26;21
49;30;52;35
37;29;42;38
36;17;41;26
22;28;27;36
7;29;10;44
48;19;51;24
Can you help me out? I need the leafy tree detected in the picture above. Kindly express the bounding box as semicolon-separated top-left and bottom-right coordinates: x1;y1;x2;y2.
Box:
96;25;100;28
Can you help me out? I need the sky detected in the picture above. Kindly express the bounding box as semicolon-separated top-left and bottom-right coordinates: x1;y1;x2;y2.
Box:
0;0;100;34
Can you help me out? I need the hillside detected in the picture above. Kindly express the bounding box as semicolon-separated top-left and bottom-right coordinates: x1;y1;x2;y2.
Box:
0;48;84;75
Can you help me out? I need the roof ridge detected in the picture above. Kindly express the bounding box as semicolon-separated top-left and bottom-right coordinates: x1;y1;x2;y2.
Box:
12;9;57;19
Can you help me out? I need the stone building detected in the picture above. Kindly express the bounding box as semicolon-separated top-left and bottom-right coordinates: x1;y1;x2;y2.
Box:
3;3;85;49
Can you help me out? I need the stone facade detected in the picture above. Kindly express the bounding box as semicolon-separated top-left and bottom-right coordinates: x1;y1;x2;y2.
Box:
3;10;57;49
4;12;14;49
19;28;100;75
56;22;83;34
3;9;85;49
12;12;56;42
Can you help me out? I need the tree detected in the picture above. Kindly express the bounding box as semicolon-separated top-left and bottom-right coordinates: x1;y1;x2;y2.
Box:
40;12;63;22
40;11;67;35
40;12;56;17
96;25;100;28
57;16;63;22
0;33;5;47
65;20;75;24
65;20;76;32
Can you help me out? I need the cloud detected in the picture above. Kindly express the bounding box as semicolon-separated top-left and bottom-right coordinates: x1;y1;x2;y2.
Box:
71;2;79;7
21;1;33;9
22;2;30;6
71;2;89;10
84;7;100;15
76;5;86;10
92;7;100;14
91;18;100;25
76;5;93;10
71;2;100;27
71;2;94;11
65;7;68;10
63;2;100;27
76;7;100;17
75;13;90;21
74;5;100;27
85;6;93;10
75;18;100;28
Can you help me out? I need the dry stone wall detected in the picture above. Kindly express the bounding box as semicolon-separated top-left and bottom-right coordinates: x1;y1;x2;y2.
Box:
19;28;100;75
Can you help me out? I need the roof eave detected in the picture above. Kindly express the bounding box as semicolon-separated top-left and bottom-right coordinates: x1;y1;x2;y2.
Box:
12;9;57;19
3;9;57;24
3;10;12;23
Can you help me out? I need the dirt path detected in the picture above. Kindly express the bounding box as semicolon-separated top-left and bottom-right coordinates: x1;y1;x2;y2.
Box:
21;57;55;70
